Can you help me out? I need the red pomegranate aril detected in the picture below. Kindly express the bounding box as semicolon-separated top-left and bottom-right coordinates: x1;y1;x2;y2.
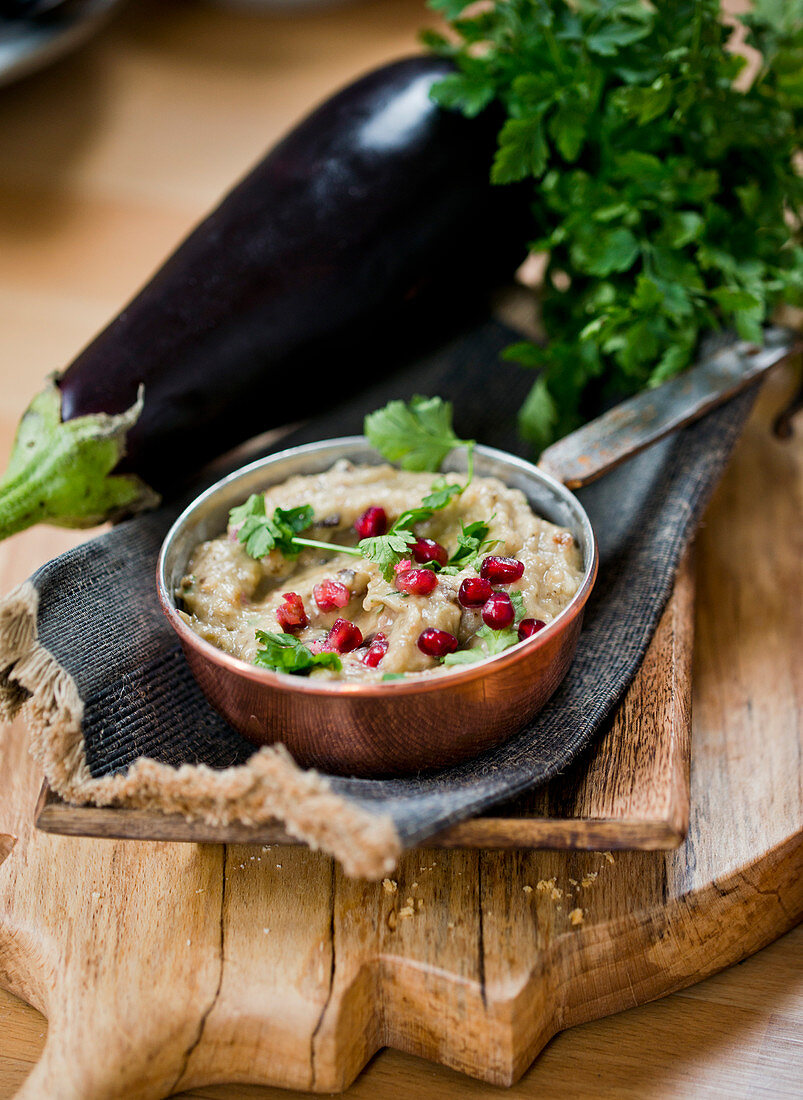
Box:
458;576;493;608
417;628;459;658
324;618;363;653
481;592;515;630
275;592;308;631
363;632;388;668
354;506;387;539
411;537;448;567
395;565;438;596
313;579;351;612
518;618;546;641
479;555;525;584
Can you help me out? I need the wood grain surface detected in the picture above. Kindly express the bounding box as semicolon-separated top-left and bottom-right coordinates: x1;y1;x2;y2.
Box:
0;365;800;1098
0;1;801;1097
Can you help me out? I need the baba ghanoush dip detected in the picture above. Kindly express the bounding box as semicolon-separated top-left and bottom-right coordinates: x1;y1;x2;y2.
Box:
179;460;584;682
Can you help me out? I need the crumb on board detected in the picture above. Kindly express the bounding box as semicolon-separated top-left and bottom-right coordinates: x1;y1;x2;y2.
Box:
382;878;397;894
387;910;397;930
569;878;578;886
536;878;556;893
581;872;598;888
406;896;414;907
569;908;584;927
417;898;424;910
447;921;455;930
604;851;615;863
398;905;415;920
411;881;419;889
523;885;533;894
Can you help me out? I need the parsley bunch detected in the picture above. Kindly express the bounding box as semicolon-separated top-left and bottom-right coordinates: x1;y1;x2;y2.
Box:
424;0;803;450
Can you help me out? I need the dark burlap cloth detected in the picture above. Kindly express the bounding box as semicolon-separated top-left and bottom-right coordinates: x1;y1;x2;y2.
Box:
8;320;756;875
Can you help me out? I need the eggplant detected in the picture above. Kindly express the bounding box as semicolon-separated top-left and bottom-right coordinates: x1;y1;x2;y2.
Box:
0;56;526;539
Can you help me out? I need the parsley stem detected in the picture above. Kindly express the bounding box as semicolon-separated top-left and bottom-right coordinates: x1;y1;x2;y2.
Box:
291;536;363;557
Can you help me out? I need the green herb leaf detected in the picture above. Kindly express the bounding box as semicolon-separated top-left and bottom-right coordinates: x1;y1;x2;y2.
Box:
442;624;519;666
381;672;407;682
230;498;314;559
509;591;526;624
358;529;417;582
364;396;475;475
253;631;342;675
421;479;464;510
440;518;499;574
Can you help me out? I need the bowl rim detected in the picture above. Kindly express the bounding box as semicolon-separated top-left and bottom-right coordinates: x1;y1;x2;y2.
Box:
157;436;599;697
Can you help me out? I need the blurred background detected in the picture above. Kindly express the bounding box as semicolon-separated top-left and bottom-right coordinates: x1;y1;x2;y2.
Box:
0;0;429;448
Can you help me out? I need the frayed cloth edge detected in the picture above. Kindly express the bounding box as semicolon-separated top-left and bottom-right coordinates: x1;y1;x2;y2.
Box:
0;581;400;880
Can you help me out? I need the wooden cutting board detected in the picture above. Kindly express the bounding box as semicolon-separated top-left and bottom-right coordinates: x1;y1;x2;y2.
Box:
0;373;801;1098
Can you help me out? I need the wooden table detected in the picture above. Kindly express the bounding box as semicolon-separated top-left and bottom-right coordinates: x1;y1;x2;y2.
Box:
0;1;800;1096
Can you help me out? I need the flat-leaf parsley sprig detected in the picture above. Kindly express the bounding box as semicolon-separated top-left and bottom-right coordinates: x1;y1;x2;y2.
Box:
365;394;476;483
424;0;803;451
230;397;486;580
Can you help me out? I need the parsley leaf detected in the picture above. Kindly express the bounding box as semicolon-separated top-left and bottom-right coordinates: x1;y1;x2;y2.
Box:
358;528;417;582
442;625;520;666
509;591;527;624
365;396;475;478
254;631;342;675
421;478;464;510
357;474;476;581
230;496;314;560
424;0;803;453
440;518;499;574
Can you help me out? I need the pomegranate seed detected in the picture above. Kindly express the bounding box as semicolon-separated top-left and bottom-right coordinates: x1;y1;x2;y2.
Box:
323;618;363;653
482;592;515;630
362;632;388;668
479;556;525;585
411;537;448;567
458;576;493;608
354;506;387;539
417;628;459;658
395;565;438;596
313;579;351;612
275;592;308;632
518;618;546;641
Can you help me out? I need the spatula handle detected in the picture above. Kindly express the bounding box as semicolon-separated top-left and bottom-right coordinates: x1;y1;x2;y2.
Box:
538;326;800;489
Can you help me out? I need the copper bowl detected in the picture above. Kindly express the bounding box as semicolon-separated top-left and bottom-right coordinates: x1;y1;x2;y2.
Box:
157;438;598;777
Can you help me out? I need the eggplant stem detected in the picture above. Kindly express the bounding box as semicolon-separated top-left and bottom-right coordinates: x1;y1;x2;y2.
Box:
0;380;159;541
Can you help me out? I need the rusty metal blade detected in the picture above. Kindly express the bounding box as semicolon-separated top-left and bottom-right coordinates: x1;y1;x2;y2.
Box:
538;326;800;489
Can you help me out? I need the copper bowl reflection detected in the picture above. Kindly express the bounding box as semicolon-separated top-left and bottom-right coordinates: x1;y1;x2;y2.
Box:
157;438;598;777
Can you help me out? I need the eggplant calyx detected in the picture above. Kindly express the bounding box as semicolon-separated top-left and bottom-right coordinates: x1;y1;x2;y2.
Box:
0;379;160;540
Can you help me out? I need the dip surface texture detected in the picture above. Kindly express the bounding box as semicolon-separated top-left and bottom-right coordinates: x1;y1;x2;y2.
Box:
180;461;584;681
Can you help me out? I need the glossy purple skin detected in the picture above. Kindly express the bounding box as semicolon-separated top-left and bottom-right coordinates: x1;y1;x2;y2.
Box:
58;57;527;493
